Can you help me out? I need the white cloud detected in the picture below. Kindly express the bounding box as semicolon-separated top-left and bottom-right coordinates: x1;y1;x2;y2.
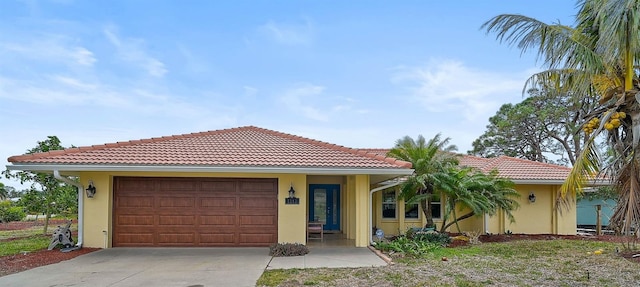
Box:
103;26;167;78
0;35;96;67
280;83;328;121
259;18;314;45
392;59;528;122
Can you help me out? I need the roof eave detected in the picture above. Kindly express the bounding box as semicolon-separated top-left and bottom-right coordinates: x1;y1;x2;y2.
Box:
511;179;610;186
6;163;414;176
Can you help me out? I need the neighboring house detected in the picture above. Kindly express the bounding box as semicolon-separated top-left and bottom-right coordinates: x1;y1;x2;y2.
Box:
363;150;576;237
577;197;616;228
6;126;576;249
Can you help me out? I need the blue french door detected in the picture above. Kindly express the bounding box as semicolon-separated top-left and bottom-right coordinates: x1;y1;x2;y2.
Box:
309;184;341;231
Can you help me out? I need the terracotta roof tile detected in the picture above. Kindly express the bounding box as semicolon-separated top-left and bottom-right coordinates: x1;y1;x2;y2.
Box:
8;126;412;169
357;149;570;181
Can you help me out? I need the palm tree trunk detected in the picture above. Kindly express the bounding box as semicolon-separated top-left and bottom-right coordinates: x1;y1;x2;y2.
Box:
441;211;476;231
420;199;434;228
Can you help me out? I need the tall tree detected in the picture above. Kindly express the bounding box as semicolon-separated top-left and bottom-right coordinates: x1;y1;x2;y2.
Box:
483;0;640;234
470;88;599;166
387;134;459;228
2;136;77;234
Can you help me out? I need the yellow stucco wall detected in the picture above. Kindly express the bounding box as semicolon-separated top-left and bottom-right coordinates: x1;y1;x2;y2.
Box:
487;184;576;235
354;174;370;247
373;184;577;237
78;171;309;248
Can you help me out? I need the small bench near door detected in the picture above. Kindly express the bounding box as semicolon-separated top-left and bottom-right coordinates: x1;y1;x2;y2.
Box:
307;222;324;240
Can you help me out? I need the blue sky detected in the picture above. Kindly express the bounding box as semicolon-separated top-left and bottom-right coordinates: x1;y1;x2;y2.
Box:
1;0;577;189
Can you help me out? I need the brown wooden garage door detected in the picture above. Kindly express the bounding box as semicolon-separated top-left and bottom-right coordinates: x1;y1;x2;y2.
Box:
113;177;278;247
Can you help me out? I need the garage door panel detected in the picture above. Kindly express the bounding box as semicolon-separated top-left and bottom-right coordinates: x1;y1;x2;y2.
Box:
117;233;154;245
199;197;236;208
239;181;277;192
117;196;154;208
199;233;235;244
238;197;276;209
158;233;195;244
114;177;277;247
159;180;197;191
199;215;236;225
117;215;154;226
239;215;276;226
201;180;236;192
159;197;195;208
118;179;155;192
158;215;196;225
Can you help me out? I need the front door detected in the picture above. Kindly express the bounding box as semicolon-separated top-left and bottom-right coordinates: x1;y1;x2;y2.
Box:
309;184;340;231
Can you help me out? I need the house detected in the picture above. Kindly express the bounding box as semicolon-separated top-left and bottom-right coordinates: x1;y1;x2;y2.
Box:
6;126;576;249
367;151;576;237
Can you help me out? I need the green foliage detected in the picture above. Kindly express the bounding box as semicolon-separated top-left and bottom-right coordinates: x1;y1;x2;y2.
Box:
269;243;309;257
405;229;452;246
375;235;442;257
438;167;520;233
469;91;596;166
578;186;617;201
2;136;78;233
0;201;26;222
387;134;459;228
0;183;8;200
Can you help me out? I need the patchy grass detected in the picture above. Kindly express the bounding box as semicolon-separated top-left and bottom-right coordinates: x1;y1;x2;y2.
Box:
0;226;45;240
0;235;51;257
257;240;638;287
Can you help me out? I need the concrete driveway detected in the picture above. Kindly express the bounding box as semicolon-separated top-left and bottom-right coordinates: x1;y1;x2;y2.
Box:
0;248;272;287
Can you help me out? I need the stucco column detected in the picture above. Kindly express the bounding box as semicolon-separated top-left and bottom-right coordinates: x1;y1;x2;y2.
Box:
354;174;370;247
278;174;307;244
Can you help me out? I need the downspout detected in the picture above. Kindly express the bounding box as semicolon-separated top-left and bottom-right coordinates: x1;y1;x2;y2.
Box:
369;178;402;245
53;170;83;248
484;213;489;234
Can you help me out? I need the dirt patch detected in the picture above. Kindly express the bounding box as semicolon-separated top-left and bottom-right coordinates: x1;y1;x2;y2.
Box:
0;219;74;231
0;248;99;277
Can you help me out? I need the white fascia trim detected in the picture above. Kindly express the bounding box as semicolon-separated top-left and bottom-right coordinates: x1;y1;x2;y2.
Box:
6;163;414;176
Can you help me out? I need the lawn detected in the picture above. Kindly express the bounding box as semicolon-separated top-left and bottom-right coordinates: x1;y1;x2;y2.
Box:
0;220;78;257
258;240;640;287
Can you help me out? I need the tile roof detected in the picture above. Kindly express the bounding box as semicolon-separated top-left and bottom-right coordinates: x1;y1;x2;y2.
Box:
358;149;570;182
8;126;412;170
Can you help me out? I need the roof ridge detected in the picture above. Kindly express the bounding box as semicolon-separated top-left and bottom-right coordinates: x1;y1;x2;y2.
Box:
496;155;571;170
250;127;412;168
8;126;255;162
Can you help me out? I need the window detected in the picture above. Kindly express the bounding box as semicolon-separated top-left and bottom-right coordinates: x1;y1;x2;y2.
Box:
382;190;396;219
431;194;442;219
405;202;420;219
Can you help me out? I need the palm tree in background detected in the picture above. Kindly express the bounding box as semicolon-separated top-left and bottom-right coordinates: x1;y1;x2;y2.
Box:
483;0;640;234
387;134;459;228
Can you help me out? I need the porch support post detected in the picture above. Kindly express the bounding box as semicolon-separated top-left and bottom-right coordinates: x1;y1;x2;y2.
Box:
354;174;370;247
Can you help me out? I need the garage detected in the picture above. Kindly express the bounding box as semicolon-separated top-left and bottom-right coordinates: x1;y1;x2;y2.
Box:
113;177;278;247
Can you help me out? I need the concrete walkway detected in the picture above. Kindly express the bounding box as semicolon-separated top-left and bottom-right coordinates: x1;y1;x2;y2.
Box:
0;246;387;287
267;246;387;269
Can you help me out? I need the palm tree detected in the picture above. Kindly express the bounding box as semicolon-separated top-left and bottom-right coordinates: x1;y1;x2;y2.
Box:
438;167;520;233
387;134;459;228
482;0;640;234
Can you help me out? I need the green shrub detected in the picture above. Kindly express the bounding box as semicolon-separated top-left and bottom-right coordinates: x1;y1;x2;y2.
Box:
375;236;441;257
0;201;26;223
269;243;309;257
412;232;452;246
